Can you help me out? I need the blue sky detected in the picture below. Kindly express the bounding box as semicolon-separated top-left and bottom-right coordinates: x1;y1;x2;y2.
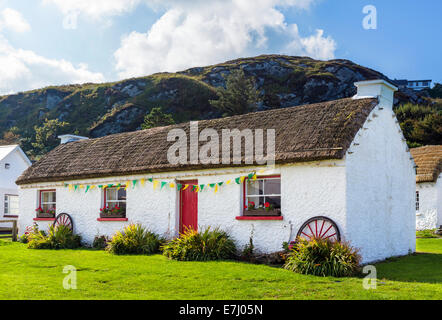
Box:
0;0;440;94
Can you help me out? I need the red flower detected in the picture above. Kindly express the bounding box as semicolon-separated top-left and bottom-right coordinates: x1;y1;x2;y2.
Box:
244;205;248;209
248;201;255;207
264;202;270;208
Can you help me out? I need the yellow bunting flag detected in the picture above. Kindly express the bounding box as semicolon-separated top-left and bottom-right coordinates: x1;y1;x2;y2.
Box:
153;180;159;190
125;181;130;190
79;185;84;189
68;184;73;191
252;174;257;180
90;185;96;190
182;185;189;191
226;180;231;185
214;184;219;194
140;178;146;187
195;185;199;192
169;183;175;188
240;176;246;183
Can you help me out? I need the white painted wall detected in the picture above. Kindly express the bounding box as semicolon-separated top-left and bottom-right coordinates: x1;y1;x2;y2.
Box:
416;175;442;230
0;146;31;228
345;104;416;263
19;162;346;254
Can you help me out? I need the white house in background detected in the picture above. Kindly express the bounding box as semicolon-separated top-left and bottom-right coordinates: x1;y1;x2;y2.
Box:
16;80;416;263
411;145;442;230
0;145;31;222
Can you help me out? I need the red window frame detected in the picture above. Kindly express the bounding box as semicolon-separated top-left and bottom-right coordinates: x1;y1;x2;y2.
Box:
242;175;281;214
103;186;127;209
39;189;56;210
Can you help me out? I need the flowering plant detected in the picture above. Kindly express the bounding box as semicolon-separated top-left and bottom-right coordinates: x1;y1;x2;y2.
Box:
35;207;56;217
100;205;125;217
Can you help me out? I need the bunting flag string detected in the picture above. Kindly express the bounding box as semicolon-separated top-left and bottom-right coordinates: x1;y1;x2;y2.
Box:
64;171;261;194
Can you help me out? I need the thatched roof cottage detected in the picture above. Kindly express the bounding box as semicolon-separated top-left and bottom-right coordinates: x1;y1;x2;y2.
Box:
411;145;442;230
16;80;416;263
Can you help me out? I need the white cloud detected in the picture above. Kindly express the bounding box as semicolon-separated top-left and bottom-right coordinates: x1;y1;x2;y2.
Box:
0;8;31;33
42;0;142;29
0;36;104;95
113;0;337;79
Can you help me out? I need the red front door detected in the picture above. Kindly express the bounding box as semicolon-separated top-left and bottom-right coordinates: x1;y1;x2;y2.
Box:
179;180;198;233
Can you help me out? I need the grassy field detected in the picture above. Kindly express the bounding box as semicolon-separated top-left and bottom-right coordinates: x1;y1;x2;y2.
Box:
0;238;440;300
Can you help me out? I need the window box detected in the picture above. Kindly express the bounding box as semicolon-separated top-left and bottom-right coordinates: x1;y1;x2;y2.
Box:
236;216;283;221
97;218;128;222
99;211;126;219
243;208;281;217
36;212;56;219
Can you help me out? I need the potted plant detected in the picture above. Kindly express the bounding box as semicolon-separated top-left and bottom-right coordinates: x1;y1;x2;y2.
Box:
35;207;56;218
243;201;281;217
100;205;126;218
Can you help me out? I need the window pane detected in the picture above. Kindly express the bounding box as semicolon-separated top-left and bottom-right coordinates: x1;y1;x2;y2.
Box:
265;196;281;209
106;188;117;201
246;196;261;209
117;189;127;201
264;179;281;195
42;191;55;203
247;180;263;196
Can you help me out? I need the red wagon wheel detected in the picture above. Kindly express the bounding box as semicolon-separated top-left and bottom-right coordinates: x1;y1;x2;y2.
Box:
296;216;340;242
53;213;73;232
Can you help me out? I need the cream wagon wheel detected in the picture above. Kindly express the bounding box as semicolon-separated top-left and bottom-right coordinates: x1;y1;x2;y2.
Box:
296;216;340;242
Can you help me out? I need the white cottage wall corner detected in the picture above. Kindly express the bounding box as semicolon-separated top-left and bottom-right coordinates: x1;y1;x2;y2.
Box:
345;100;416;263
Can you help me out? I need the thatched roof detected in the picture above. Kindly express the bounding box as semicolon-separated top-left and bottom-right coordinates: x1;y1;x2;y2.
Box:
17;97;378;185
410;145;442;183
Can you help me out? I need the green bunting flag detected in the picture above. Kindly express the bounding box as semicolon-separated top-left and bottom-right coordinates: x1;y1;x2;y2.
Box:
66;172;257;194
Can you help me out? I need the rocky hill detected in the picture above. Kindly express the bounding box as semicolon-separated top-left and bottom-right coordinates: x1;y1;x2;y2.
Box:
0;54;436;156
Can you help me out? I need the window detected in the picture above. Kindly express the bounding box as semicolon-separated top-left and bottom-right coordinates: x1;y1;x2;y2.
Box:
4;195;19;216
416;191;420;212
104;187;127;212
5;163;10;169
39;190;56;212
244;176;281;211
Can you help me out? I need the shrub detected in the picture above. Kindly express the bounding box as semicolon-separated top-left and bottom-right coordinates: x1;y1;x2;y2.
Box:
106;224;161;255
93;235;109;249
162;227;236;261
27;225;81;249
284;238;361;277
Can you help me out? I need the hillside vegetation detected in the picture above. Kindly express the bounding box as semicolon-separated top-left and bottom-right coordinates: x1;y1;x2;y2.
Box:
0;54;439;159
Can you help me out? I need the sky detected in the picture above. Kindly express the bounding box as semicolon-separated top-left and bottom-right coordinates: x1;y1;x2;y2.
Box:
0;0;440;95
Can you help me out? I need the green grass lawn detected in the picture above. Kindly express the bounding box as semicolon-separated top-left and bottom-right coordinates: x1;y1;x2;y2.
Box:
0;239;440;300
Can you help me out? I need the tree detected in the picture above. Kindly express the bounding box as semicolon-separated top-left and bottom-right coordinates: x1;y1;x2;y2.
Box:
141;107;175;129
0;128;21;145
32;119;69;157
209;69;261;116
